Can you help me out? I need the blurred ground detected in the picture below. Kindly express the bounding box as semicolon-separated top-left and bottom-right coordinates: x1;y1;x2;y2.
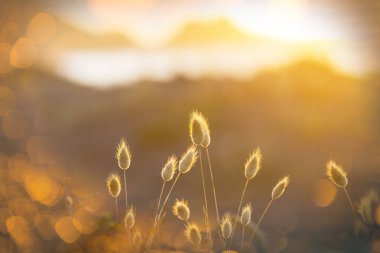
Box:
1;60;380;252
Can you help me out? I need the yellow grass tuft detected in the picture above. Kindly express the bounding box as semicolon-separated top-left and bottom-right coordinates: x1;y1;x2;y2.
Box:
106;173;121;198
326;160;348;188
161;155;177;181
272;176;290;200
241;203;252;227
173;199;190;221
116;138;131;170
185;222;202;248
221;213;233;239
133;227;143;248
124;206;136;230
189;111;208;146
244;147;262;180
178;146;198;173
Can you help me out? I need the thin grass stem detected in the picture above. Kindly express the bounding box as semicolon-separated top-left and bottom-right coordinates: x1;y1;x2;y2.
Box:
199;148;212;249
343;187;357;219
230;179;249;248
123;170;128;209
205;147;223;246
250;199;273;241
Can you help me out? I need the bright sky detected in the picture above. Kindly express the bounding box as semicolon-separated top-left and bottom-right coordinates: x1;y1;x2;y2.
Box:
43;0;376;86
54;0;354;46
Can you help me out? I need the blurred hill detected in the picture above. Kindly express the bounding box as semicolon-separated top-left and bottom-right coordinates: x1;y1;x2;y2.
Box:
51;21;135;49
168;18;268;47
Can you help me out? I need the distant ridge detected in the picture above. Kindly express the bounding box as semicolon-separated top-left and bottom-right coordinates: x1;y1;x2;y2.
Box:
167;17;270;47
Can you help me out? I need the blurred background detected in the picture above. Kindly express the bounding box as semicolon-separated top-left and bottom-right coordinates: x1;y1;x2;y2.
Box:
0;0;380;252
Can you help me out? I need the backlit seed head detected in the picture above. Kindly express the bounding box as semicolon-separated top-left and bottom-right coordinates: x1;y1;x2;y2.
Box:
173;199;190;221
326;160;348;188
241;203;252;227
200;118;211;148
124;206;135;230
161;156;177;181
220;213;233;239
133;227;143;247
116;138;131;170
178;146;198;173
272;176;290;200
185;223;201;247
106;173;121;198
189;111;207;146
244;147;262;180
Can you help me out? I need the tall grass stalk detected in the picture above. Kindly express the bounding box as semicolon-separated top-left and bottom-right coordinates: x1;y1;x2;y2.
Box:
147;172;181;249
230;179;249;248
205;147;223;246
199;148;212;248
250;199;272;241
230;148;262;248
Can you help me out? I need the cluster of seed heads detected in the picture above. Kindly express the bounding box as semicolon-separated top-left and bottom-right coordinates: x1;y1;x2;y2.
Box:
106;110;295;252
103;110;365;252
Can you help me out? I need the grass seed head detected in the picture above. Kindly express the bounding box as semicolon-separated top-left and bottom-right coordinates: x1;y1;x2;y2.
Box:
200;117;211;148
161;155;177;181
133;227;143;247
124;206;136;230
189;111;207;146
244;147;262;180
185;222;202;247
326;160;348;188
106;173;121;198
116;138;131;170
173;199;190;221
221;213;233;239
241;203;252;227
178;146;198;173
272;176;290;200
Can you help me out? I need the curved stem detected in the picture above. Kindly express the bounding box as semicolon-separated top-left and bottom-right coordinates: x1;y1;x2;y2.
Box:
157;173;181;219
250;199;273;241
199;148;212;249
343;187;357;219
206;147;223;246
241;227;245;252
147;173;181;250
230;179;249;248
123;170;128;209
155;181;166;222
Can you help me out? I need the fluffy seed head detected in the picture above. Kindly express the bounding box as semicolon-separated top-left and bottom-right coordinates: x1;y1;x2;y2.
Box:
178;146;198;173
244;147;262;180
272;176;290;200
116;138;131;170
241;203;252;227
200;118;210;148
161;156;177;181
220;213;233;239
173;199;190;221
133;227;143;247
326;160;348;188
124;206;136;230
189;111;207;146
185;223;201;247
106;173;121;198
